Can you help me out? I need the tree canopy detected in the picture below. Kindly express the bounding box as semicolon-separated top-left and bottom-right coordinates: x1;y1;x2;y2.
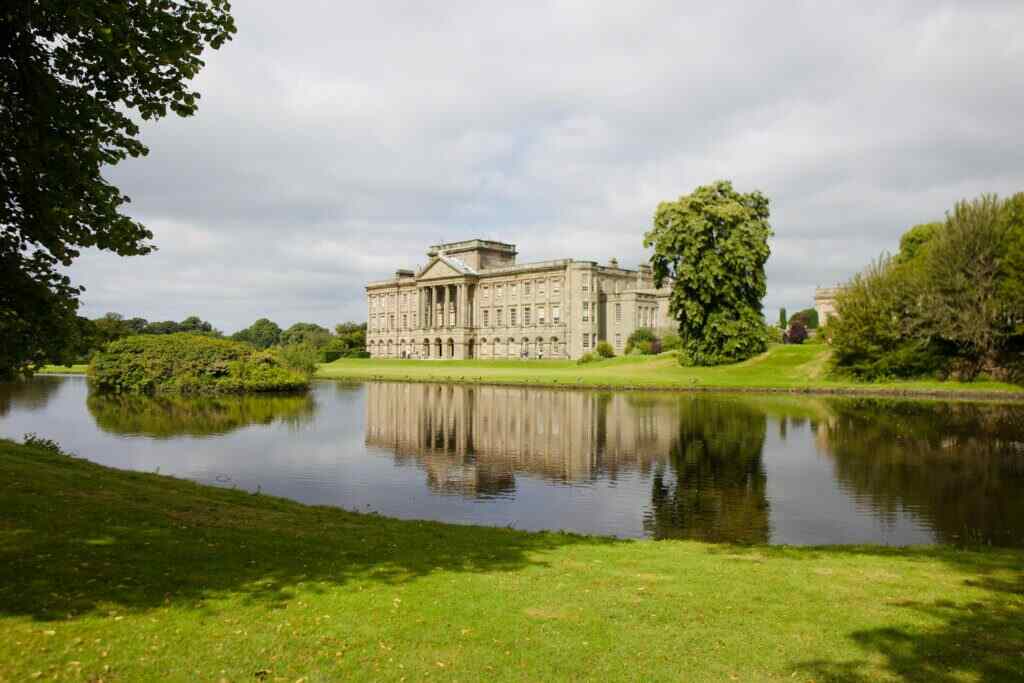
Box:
1;0;236;378
645;181;773;366
832;193;1024;382
231;318;283;349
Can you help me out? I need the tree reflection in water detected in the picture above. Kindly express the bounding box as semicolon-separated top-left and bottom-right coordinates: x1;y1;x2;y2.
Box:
0;376;63;417
87;392;316;438
821;399;1024;546
644;397;770;542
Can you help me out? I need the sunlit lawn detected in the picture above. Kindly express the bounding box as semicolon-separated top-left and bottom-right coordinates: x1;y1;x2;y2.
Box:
2;439;1022;681
317;345;1023;396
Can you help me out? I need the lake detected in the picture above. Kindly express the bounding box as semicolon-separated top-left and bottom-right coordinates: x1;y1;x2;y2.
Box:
2;375;1023;546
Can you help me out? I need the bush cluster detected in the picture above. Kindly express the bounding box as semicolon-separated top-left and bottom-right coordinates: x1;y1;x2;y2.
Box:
88;334;312;395
832;193;1024;382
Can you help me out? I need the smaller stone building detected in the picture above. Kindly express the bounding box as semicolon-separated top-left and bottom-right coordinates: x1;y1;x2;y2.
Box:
814;286;842;325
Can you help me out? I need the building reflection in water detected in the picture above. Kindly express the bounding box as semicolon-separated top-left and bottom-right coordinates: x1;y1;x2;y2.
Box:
365;383;682;497
365;383;771;542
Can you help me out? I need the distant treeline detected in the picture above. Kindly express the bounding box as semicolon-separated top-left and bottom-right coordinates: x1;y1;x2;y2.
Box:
72;314;367;363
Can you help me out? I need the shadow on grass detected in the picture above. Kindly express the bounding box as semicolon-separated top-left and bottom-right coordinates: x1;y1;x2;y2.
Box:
0;442;619;622
708;544;1024;682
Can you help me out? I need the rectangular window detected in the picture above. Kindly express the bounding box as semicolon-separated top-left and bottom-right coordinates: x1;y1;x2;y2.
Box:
389;314;394;330
615;333;622;348
484;309;490;327
553;305;561;323
402;314;408;328
538;306;546;325
524;282;531;295
497;285;503;299
582;276;589;292
553;280;561;296
538;281;545;296
524;307;531;326
510;308;517;326
615;303;622;322
510;284;517;298
483;286;489;301
583;333;590;348
582;302;589;322
412;313;417;328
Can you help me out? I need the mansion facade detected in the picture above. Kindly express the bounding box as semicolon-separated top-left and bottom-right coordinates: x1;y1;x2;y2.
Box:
366;239;673;360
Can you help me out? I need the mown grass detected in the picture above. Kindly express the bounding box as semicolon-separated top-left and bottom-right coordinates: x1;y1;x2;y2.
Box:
36;364;89;374
317;345;1023;397
2;438;1022;681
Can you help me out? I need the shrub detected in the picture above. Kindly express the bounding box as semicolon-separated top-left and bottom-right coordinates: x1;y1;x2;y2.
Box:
660;332;682;352
595;341;615;358
88;334;311;395
577;352;598;364
23;433;72;456
784;320;808;344
625;328;658;355
275;344;319;376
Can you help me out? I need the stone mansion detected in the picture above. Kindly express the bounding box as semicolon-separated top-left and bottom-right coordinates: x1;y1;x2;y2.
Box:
366;239;673;360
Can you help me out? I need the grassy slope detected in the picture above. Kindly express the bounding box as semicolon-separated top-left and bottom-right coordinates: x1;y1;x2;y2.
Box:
317;345;1023;396
2;439;1022;682
36;364;89;374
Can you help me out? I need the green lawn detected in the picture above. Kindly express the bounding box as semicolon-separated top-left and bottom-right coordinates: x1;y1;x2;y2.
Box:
2;439;1022;681
317;345;1024;397
36;363;89;374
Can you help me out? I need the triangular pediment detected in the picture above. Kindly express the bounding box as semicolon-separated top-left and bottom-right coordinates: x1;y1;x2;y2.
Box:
418;258;461;280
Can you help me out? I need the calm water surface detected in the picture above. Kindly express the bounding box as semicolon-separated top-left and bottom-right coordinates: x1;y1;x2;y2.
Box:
2;376;1023;546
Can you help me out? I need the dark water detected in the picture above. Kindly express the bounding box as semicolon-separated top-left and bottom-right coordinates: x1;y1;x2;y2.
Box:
2;375;1024;546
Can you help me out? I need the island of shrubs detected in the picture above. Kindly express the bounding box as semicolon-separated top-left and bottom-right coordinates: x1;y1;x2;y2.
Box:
87;334;315;395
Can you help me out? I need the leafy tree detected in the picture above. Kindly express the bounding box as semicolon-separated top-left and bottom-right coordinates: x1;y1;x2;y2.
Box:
999;193;1024;334
0;1;236;378
232;318;282;349
281;323;332;349
830;256;940;379
645;181;773;365
916;195;1016;379
595;341;615;358
178;315;217;335
788;308;819;329
897;222;942;262
334;321;367;353
778;308;787;329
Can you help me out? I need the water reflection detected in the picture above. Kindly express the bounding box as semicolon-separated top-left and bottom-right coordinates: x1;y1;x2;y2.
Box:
0;376;63;416
365;384;676;498
87;392;316;438
645;398;769;542
822;399;1024;546
2;376;1023;544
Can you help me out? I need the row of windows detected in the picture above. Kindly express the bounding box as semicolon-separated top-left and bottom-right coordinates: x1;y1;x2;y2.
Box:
481;278;561;302
482;305;561;328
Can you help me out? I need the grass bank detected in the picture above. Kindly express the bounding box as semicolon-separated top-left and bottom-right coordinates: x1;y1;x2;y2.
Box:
36;364;89;374
2;439;1022;681
317;344;1024;398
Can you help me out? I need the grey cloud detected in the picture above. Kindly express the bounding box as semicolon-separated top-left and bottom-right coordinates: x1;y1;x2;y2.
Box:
67;0;1024;332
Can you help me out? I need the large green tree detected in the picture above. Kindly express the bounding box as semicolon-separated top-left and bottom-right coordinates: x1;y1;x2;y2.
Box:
645;181;773;366
0;0;236;379
231;318;283;349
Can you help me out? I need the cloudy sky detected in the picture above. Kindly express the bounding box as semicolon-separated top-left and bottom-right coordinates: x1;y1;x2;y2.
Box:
70;1;1024;333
